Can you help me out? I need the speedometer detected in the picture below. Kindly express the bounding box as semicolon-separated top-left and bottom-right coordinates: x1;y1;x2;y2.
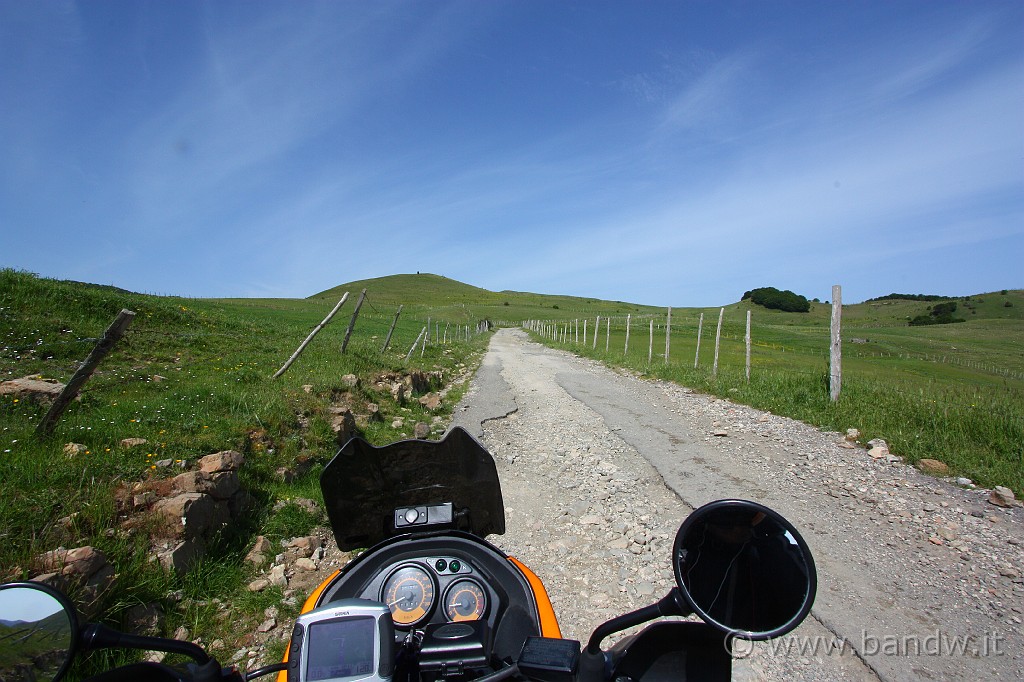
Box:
382;565;435;626
443;579;487;622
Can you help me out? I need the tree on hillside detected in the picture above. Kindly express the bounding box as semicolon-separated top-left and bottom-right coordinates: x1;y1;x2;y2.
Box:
741;287;811;313
866;293;953;302
909;301;965;326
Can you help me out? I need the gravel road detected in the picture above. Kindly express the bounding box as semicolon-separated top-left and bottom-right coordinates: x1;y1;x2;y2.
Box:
450;329;1024;681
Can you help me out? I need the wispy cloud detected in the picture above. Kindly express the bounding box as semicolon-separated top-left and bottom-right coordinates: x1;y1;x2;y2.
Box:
864;13;998;106
654;51;756;137
120;3;484;240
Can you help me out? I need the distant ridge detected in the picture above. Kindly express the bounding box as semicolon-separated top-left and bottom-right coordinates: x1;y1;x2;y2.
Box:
306;274;1023;326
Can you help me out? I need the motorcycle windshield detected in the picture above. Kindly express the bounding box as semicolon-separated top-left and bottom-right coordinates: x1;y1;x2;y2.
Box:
321;426;506;551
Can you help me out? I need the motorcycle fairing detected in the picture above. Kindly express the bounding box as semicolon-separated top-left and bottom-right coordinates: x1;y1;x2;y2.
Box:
321;426;506;551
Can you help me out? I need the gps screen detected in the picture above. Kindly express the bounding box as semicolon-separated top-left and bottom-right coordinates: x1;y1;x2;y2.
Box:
305;616;376;681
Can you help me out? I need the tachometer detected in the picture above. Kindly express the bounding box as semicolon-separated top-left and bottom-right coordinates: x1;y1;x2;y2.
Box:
382;565;435;626
444;579;487;622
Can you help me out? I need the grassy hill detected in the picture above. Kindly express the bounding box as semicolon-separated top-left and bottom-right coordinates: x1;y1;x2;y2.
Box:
312;273;496;306
0;268;492;674
311;273;663;323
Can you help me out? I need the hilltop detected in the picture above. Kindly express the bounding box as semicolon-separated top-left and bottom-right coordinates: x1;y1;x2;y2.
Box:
312;273;494;306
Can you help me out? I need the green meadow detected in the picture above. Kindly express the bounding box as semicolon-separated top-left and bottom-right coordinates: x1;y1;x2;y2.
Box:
1;268;1021;674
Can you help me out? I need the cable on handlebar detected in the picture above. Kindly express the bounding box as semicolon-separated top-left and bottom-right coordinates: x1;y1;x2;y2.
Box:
244;662;288;680
469;662;519;682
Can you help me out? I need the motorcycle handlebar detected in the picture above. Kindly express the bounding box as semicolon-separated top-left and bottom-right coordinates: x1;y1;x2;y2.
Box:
80;622;212;665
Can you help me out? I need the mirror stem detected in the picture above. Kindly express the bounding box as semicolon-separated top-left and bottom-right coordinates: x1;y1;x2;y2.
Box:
584;589;690;654
80;623;212;664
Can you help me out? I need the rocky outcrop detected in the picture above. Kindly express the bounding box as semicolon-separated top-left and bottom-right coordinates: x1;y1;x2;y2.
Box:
32;546;115;619
418;393;441;411
244;505;335;598
121;450;248;575
329;406;356;445
0;376;65;403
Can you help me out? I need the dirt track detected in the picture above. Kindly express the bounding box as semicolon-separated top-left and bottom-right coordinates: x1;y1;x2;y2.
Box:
451;329;1024;681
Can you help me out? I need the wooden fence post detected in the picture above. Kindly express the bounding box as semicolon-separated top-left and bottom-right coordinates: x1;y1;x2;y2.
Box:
274;293;349;378
648;320;653;366
443;322;450;344
694;312;704;368
406;327;427;363
381;304;403;352
605;316;610;352
713;307;724;377
624;314;631;355
341;289;367;354
37;309;136;436
830;285;842;401
575;319;579;344
664;307;672;364
745;310;752;382
594;316;600;349
583;320;588;346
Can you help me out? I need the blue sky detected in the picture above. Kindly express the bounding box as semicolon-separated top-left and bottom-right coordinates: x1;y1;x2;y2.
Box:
2;1;1021;306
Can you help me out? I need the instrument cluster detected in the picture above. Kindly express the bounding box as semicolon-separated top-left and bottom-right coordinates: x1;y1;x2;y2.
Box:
377;557;491;628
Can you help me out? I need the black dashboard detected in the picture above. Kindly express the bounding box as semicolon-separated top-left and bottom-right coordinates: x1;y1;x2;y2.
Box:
316;532;543;662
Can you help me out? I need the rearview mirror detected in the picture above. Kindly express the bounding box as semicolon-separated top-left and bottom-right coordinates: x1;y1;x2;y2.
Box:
0;582;78;682
673;500;816;640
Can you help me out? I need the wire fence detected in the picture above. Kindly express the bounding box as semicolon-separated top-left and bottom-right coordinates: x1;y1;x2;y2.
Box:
516;311;1024;384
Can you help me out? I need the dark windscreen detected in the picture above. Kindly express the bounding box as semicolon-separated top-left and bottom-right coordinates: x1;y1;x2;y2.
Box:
321;427;505;551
